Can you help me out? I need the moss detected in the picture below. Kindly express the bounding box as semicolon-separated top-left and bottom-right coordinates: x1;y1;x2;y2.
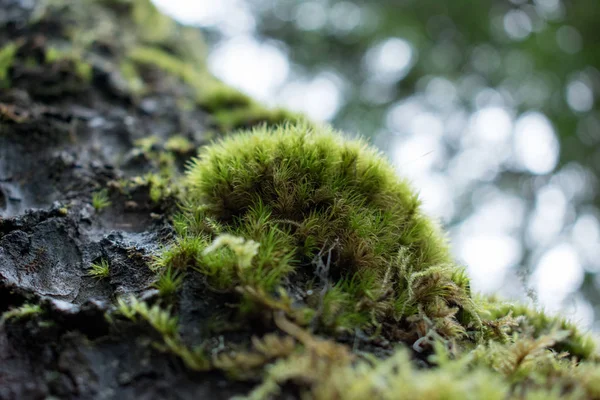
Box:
160;123;476;339
0;43;17;88
244;331;599;400
164;135;194;154
92;189;112;211
119;60;146;95
129;0;175;44
134;136;159;153
153;266;183;298
198;82;254;113
45;46;93;82
212;105;304;132
11;2;597;398
477;295;597;361
1;38;92;97
128;45;208;93
89;259;110;279
112;296;210;371
128;46;304;132
1;303;43;323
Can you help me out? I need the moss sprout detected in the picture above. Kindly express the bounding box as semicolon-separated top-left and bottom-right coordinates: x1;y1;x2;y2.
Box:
92;189;112;211
89;259;110;279
197;82;254;113
153;267;183;298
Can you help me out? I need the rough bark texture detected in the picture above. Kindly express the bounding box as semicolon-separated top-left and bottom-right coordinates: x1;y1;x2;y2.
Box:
0;1;256;398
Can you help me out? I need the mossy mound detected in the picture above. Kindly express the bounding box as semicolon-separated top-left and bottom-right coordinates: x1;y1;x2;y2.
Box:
158;123;476;340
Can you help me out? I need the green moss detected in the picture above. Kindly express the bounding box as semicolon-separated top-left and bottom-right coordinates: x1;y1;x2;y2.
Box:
147;172;174;204
15;2;597;397
1;303;43;323
128;46;304;132
0;43;18;88
160;123;476;338
89;259;110;279
128;45;207;93
44;46;93;82
92;189;112;211
164;135;194;154
212;106;304;132
478;295;596;360
1;39;92;95
129;0;175;44
244;329;600;400
134;135;159;153
197;82;254;113
113;296;210;370
119;61;146;95
153;266;183;298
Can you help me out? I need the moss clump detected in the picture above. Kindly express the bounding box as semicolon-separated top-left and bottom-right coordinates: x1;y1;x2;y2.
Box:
159;123;476;339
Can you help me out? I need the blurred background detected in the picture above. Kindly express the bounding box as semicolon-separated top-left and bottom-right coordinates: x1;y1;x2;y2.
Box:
152;0;600;329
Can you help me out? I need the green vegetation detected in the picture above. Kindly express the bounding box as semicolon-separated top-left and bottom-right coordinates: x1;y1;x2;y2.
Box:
3;1;598;399
1;303;42;323
88;259;110;279
479;296;596;360
128;45;207;93
127;45;303;132
143;122;599;399
44;46;93;82
114;296;210;371
106;294;598;400
0;43;17;88
244;328;600;400
157;123;476;338
92;189;112;211
153;266;183;298
164;135;194;154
